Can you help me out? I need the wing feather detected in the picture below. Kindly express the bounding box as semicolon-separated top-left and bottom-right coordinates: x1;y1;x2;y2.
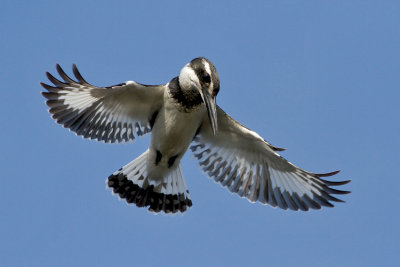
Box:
41;64;165;143
191;106;350;211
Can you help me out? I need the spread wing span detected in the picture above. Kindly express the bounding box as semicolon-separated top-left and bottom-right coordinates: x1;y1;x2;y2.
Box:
190;107;350;211
41;64;165;143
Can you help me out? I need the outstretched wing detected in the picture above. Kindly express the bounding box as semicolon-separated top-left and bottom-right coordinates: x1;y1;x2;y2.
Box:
190;107;350;211
41;64;165;143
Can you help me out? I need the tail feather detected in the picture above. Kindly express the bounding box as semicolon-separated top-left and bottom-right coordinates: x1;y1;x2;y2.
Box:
107;149;192;214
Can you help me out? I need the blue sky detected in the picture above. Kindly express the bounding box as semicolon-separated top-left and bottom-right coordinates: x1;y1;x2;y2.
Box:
1;1;399;266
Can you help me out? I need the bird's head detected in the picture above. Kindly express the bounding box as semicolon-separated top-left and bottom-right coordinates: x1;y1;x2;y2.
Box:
179;57;220;135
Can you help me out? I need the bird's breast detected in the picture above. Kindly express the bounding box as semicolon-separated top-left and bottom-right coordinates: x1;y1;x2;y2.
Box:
150;95;206;163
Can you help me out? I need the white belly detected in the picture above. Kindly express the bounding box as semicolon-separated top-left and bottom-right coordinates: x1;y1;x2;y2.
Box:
147;94;206;178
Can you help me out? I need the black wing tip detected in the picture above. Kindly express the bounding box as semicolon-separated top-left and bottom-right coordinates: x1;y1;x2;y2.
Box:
43;63;91;86
55;64;64;74
265;140;286;151
315;170;352;188
40;81;49;89
72;63;78;74
45;71;65;86
57;64;78;83
272;146;286;152
323;179;351;186
72;63;89;85
316;170;341;177
40;91;52;98
328;196;346;203
334;189;351;195
40;82;59;92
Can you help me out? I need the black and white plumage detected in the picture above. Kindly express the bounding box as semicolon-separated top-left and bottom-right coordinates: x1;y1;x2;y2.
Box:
41;57;350;214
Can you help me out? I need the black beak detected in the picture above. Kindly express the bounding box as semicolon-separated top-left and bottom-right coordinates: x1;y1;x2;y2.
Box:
200;88;218;135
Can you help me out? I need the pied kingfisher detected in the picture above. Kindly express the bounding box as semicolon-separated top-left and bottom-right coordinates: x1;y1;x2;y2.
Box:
41;57;350;214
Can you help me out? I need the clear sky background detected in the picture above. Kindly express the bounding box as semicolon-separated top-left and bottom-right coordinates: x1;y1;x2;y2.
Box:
1;1;399;266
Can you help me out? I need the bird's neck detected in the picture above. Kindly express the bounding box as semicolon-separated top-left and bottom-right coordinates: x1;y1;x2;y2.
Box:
168;77;202;110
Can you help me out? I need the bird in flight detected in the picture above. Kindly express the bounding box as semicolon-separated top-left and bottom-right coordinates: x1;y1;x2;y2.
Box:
41;57;350;214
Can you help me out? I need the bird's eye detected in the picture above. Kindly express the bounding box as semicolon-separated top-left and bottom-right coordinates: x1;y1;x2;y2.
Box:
202;73;211;83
